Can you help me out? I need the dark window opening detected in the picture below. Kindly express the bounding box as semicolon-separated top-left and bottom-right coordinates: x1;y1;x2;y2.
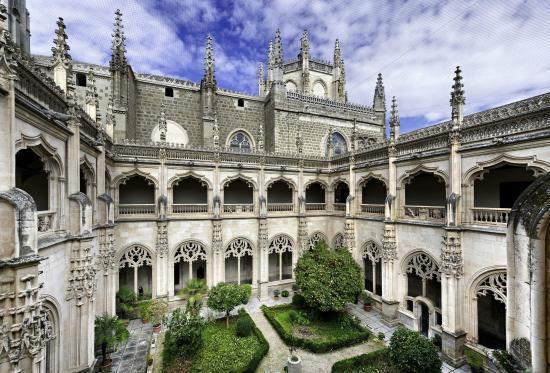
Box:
165;87;174;97
478;293;506;349
267;180;293;203
474;164;536;208
305;182;325;203
407;273;423;297
334;182;349;203
119;175;155;204
405;172;446;206
499;181;533;208
237;98;245;107
76;72;86;87
224;178;253;204
173;177;207;204
362;179;387;204
15;149;49;211
80;169;88;195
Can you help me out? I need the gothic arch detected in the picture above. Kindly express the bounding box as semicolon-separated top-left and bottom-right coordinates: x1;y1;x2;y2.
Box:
224;237;254;285
79;156;96;180
266;176;297;191
41;295;61;373
117;243;155;296
312;79;328;97
116;243;155;265
15;133;64;177
220;174;258;192
321;130;350;156
224;237;254;257
357;173;388;189
401;250;441;281
463;154;550;184
332;232;345;248
330;177;350;190
113;169;159;189
225;128;256;151
285;79;298;92
304;179;328;190
361;240;383;262
268;234;295;253
171;239;210;259
308;231;327;250
168;172;213;191
398;165;449;188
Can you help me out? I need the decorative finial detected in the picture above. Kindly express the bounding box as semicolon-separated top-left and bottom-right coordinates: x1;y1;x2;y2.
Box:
52;17;71;66
334;38;341;66
85;67;97;104
375;73;384;99
450;65;465;106
110;9;127;72
300;30;309;59
159;104;167;142
274;29;283;66
106;94;115;127
258;62;264;80
258;120;264;152
268;40;274;68
213;115;220;150
390;96;400;141
202;34;216;87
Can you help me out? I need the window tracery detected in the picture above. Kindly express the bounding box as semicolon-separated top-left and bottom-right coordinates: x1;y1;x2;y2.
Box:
225;238;253;258
405;252;441;281
268;235;293;254
229;132;252;153
362;240;381;262
174;241;207;263
476;271;507;304
308;231;327;250
119;245;152;268
333;233;345;248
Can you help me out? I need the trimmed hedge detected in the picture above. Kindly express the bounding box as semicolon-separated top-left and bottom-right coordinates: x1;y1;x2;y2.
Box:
261;304;370;353
240;311;269;373
331;348;398;372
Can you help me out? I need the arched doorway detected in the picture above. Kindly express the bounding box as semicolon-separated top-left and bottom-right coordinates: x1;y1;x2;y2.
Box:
173;241;207;292
474;271;507;350
118;245;153;298
268;235;293;282
224;238;253;284
362;241;382;296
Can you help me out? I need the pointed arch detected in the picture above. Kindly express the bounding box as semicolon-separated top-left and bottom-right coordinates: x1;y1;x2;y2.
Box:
357;173;388;189
15;133;64;177
332;232;345;248
463;154;549;184
304;179;329;190
398;165;449;187
171;239;210;259
168;172;213;190
79;155;96;179
266;175;297;190
330;177;349;190
225;128;256;152
113;169;159;189
401;250;441;281
220;174;258;191
308;231;327;250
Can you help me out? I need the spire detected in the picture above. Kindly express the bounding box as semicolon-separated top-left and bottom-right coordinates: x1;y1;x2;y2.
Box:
202;34;216;88
274;29;283;66
390;96;400;141
110;9;127;72
158;104;167;142
51;17;71;66
333;39;341;67
300;30;309;60
258;62;265;96
268;40;274;68
450;66;465;126
85;67;99;120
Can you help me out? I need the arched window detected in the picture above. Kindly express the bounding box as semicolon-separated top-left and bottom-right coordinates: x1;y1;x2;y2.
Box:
42;301;59;373
16;149;49;211
225;238;253;284
173;241;207;291
305;181;326;211
165;87;174;97
362;241;382;296
308;231;327;250
332;233;345;249
313;80;327;97
404;172;446;221
285;80;297;92
76;72;87;87
361;178;386;215
228;131;252;153
172;176;208;213
475;271;507;349
267;179;294;212
118;245;153;298
223;177;254;213
333;181;349;206
326;132;348;155
237;98;245;107
118;175;156;215
268;235;293;281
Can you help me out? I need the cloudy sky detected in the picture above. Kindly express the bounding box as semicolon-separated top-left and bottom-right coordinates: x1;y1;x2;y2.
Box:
27;0;550;133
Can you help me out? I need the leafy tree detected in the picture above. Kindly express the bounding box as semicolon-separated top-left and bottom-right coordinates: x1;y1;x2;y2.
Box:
178;279;208;315
207;283;249;326
388;327;442;373
294;241;362;312
116;287;136;318
162;308;205;366
95;314;129;366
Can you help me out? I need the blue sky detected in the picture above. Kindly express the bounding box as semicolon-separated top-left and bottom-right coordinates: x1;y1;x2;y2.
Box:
27;0;550;133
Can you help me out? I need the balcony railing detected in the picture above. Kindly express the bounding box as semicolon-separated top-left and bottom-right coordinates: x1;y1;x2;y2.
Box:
172;204;209;214
403;205;445;221
306;203;326;211
333;203;346;212
223;204;254;214
471;207;510;225
117;204;156;216
361;204;385;216
267;203;294;212
37;210;56;234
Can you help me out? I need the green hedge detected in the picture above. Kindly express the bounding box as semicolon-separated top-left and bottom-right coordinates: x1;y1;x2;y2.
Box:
331;348;397;373
240;311;269;373
261;305;370;353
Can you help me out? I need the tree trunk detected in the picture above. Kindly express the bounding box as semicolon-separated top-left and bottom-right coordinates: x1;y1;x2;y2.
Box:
226;311;229;327
101;342;107;364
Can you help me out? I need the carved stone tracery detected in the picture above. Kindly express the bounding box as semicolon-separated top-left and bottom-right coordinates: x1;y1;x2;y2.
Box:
405;252;441;281
225;237;253;258
268;234;293;254
362;240;382;263
119;245;152;268
476;271;507;304
308;231;327;250
174;241;207;263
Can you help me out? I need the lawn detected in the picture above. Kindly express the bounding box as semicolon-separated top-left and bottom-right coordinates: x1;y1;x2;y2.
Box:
262;304;371;352
331;348;399;373
190;316;267;373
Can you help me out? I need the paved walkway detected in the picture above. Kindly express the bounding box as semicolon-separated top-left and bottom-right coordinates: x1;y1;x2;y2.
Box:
109;319;153;373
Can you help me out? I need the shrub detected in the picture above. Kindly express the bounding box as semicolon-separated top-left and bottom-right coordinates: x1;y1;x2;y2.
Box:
291;283;299;292
281;290;290;297
378;332;385;341
236;316;253;337
493;350;518;373
291;293;306;308
465;347;485;372
207;283;249;327
288;310;309;326
148;299;168;326
242;284;252;303
431;334;442;350
294;241;362;312
138;299;152;321
273;289;280;297
116;287;136;319
332;348;397;372
162;308;205;367
388;327;441;373
95;314;129;365
177;279;208;315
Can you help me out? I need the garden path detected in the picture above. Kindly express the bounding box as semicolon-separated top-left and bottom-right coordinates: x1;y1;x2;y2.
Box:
109;319;152;373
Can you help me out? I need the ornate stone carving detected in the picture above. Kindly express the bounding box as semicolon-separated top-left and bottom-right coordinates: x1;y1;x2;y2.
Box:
212;219;222;252
156;221;168;258
119;245;152;268
308;231;327;250
174;241;206;263
297;218;308;255
405;252;440;281
381;223;397;261
441;231;463;277
268;234;293;254
362;240;382;262
98;229;116;274
344;220;355;252
66;245;97;306
476;271;507;304
258;219;268;253
225;237;253;258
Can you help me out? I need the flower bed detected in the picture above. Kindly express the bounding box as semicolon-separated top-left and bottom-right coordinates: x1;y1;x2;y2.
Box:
261;304;371;353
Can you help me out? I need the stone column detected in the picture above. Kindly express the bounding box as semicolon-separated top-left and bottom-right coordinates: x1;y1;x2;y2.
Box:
257;161;269;299
211;219;223;285
156;220;169;298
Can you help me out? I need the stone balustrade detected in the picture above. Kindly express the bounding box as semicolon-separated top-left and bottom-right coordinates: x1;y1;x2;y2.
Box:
471;207;510;225
171;204;209;214
403;205;446;221
333;203;346;212
361;203;385;216
267;203;294;212
223;204;254;214
117;204;156;216
305;203;326;211
37;210;56;233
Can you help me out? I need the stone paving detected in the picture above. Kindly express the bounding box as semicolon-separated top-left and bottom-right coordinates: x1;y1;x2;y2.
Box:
109;319;153;373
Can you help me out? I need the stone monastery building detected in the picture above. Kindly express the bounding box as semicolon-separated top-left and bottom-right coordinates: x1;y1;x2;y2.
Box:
1;1;550;371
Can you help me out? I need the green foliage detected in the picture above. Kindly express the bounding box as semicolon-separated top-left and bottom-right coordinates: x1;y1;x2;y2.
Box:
493;350;518;373
291;283;299;291
294;242;362;312
430;334;442;350
162;307;205;367
236;316;253;337
261;304;370;353
378;332;385;341
465;347;486;372
388;327;441;373
281;290;290;297
116;287;137;319
331;348;399;373
207;283;249;326
361;292;372;305
288;310;310;326
291;293;306;308
190;312;269;373
242;284;252;302
147;299;168;326
138;299;152;321
178;279;208;314
94;314;129;364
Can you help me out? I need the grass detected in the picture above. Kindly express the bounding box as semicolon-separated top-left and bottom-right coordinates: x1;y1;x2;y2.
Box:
331;348;399;373
262;304;371;353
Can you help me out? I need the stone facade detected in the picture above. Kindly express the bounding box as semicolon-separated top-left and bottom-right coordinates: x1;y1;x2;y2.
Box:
1;4;550;373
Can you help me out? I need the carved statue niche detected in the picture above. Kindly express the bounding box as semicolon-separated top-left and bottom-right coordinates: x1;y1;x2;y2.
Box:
157;195;168;219
446;192;460;226
385;194;395;219
259;195;267;217
345;194;354;216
